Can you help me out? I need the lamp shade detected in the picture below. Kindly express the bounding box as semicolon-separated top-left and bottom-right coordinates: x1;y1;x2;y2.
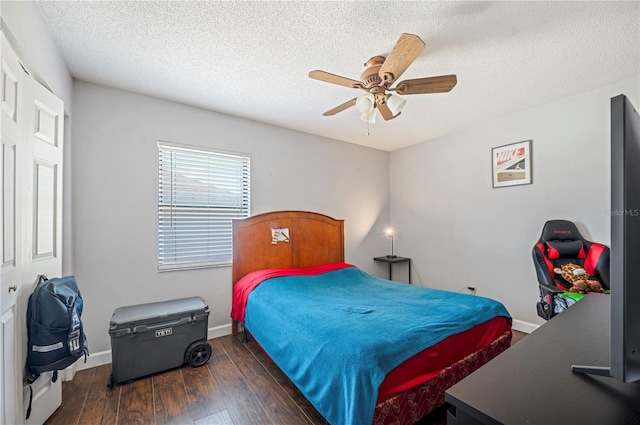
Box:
356;93;376;114
359;109;377;123
386;94;406;116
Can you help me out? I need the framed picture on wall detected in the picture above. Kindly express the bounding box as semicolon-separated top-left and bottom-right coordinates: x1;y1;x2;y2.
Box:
491;140;532;188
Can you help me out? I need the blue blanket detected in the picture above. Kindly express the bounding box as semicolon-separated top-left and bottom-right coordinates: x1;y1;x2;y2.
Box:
244;266;510;425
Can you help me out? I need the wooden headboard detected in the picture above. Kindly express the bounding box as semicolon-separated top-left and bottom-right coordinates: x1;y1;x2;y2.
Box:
232;210;344;284
231;210;344;334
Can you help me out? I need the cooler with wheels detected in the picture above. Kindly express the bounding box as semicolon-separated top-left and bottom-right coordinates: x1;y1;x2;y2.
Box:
108;296;211;387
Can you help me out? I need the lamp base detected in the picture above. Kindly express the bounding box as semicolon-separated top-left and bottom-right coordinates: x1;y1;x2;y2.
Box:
386;255;397;259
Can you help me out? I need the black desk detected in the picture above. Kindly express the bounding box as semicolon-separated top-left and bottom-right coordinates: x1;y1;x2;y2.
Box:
445;294;640;424
374;256;411;284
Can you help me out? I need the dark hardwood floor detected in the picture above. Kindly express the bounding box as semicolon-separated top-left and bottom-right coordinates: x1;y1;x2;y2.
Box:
45;330;527;425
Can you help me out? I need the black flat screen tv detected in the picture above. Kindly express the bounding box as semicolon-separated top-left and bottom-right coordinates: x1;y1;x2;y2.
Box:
572;93;640;382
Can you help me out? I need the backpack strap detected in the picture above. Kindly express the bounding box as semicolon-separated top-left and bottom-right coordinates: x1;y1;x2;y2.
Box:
24;370;38;420
26;385;33;420
25;369;58;420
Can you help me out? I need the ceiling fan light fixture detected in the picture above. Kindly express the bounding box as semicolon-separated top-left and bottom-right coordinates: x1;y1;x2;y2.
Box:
359;109;377;123
309;34;455;121
386;94;407;116
355;93;375;114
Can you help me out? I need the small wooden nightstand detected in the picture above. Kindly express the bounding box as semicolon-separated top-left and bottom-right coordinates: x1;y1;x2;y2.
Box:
374;256;411;284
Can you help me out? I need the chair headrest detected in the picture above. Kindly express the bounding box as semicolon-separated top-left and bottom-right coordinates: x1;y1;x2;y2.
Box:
546;240;586;260
540;220;583;242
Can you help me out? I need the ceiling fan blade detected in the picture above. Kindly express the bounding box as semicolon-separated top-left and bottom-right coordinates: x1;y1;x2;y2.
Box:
394;75;458;95
309;70;361;88
377;101;400;121
378;33;426;84
323;98;357;116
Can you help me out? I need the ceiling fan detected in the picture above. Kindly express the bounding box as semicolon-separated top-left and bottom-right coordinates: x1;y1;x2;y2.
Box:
309;33;457;123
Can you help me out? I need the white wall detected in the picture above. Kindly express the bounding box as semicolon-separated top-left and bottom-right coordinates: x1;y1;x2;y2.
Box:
72;81;390;357
390;77;640;331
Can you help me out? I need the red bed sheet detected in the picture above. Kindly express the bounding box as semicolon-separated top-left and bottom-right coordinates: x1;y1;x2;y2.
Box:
377;316;510;402
231;262;352;323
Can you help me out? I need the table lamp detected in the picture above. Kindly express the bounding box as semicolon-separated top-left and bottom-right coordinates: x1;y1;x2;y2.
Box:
386;228;396;258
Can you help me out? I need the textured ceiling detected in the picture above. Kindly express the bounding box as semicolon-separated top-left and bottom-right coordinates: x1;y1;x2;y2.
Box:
35;1;640;151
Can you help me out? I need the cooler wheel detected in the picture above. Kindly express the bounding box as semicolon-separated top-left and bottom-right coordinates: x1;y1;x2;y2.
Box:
185;340;212;367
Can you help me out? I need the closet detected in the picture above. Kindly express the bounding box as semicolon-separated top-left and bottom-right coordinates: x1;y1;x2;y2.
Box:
2;31;65;424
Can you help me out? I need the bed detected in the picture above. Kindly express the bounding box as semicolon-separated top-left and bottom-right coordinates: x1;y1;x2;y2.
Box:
230;211;512;425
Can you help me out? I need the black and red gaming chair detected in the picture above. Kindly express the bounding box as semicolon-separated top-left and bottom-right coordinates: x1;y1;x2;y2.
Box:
532;219;610;320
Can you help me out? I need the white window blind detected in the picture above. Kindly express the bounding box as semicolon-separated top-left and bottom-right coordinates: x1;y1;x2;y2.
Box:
158;141;250;271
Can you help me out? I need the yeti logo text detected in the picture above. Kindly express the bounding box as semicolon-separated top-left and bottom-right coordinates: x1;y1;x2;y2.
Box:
155;328;172;337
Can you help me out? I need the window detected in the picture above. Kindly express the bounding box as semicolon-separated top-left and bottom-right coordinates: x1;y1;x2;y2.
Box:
157;141;250;271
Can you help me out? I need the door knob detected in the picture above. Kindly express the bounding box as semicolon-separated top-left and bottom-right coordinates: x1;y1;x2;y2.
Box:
8;284;17;293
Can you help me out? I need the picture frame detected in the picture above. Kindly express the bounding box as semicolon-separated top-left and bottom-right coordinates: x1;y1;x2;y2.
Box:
491;140;532;188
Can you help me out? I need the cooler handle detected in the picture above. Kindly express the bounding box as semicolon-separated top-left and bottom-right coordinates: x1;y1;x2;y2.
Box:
113;316;194;337
132;316;194;334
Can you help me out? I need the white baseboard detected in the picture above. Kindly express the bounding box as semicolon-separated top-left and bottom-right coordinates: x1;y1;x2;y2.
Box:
76;323;233;372
76;320;537;373
511;319;540;334
77;348;111;371
208;323;232;340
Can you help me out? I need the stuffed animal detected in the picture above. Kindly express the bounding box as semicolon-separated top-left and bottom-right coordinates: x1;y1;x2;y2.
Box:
553;263;605;294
